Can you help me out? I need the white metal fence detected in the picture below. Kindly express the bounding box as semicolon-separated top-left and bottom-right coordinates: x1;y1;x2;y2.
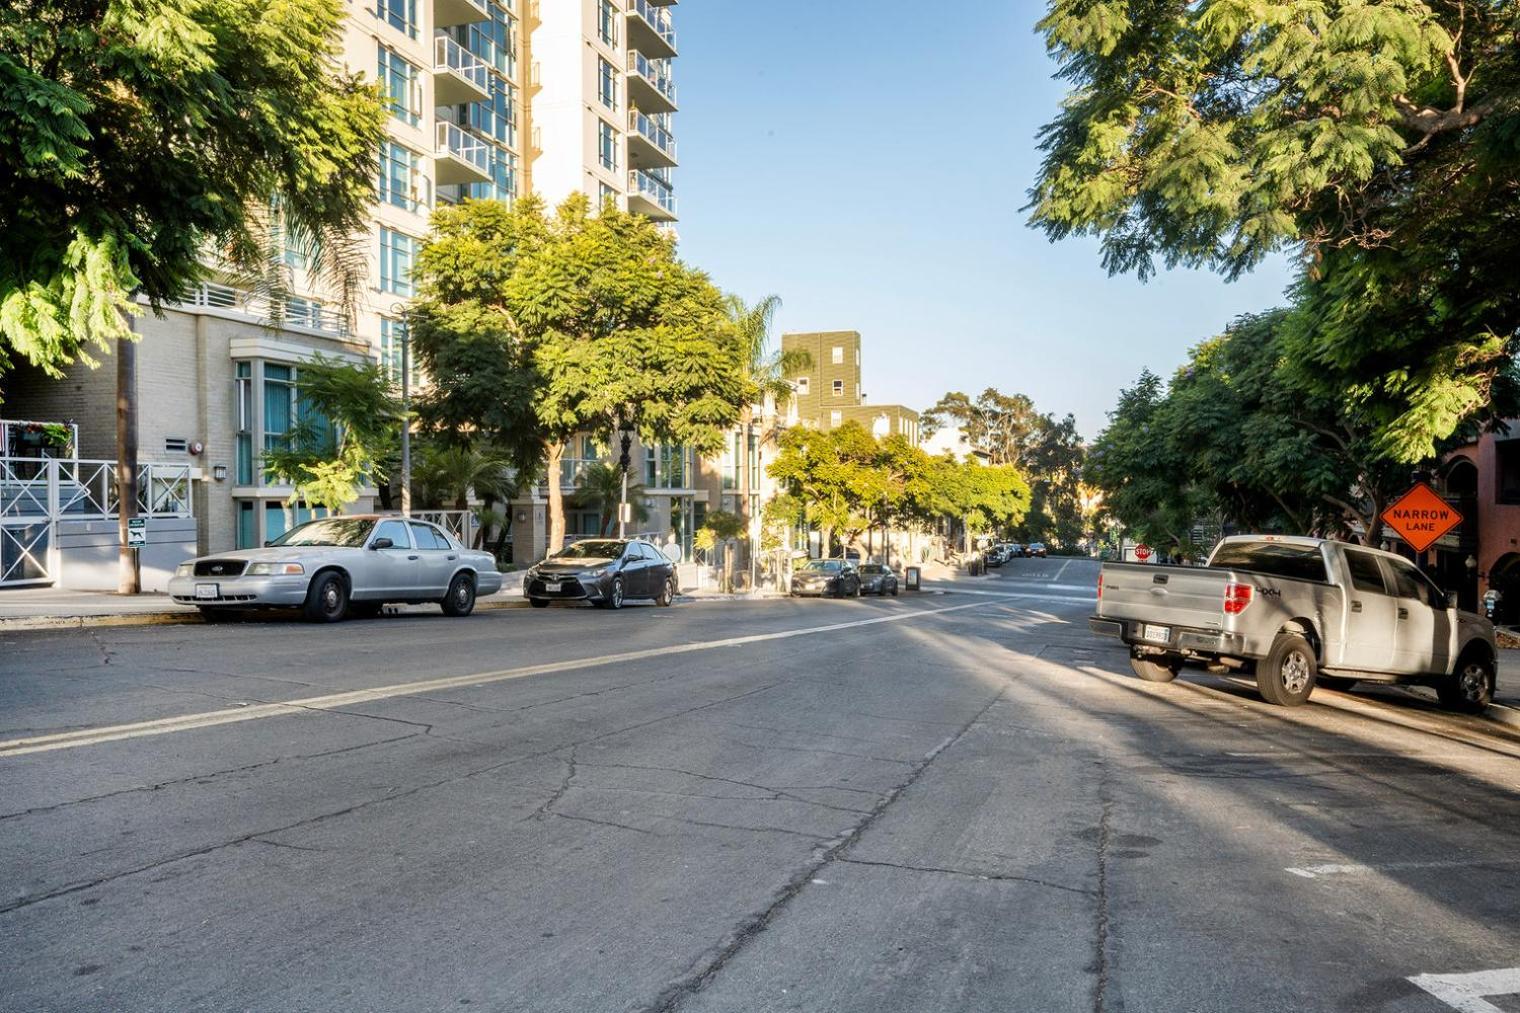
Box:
0;457;192;586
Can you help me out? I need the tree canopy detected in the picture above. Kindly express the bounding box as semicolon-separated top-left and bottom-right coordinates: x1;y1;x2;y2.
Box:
411;194;755;553
0;0;384;391
1030;0;1520;460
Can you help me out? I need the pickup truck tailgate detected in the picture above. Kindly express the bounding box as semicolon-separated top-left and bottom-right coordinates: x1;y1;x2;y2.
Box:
1098;564;1227;632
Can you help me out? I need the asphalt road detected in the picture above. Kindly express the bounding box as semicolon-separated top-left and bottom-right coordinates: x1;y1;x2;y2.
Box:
3;557;1520;1012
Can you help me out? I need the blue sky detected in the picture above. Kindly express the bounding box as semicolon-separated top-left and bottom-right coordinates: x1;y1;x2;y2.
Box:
670;0;1294;439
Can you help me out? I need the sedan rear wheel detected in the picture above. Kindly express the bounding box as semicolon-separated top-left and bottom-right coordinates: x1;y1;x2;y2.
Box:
656;575;675;607
303;572;348;623
529;598;551;608
441;574;476;617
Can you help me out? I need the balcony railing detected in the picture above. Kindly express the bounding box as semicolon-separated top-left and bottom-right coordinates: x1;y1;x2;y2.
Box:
628;0;677;54
629;110;676;159
434;36;490;105
434;120;491;184
629;169;677;217
171;282;349;336
628;51;677;107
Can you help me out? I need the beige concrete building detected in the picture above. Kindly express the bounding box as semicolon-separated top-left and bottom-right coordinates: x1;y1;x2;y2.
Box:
780;330;920;440
4;0;688;574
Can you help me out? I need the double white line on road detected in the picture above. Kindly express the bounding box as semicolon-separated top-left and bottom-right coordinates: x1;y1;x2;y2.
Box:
2;598;1016;759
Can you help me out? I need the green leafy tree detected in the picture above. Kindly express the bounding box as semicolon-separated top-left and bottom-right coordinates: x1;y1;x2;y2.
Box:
414;195;754;557
768;422;887;557
1030;0;1520;459
1022;413;1086;547
727;292;809;542
921;389;1041;466
261;357;400;520
0;0;385;389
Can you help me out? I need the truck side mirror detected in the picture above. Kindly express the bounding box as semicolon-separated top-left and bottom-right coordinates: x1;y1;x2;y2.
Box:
1447;591;1459;609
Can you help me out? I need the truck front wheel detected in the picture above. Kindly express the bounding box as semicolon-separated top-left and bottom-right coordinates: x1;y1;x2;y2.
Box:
1129;653;1181;683
1257;633;1317;706
1437;653;1495;713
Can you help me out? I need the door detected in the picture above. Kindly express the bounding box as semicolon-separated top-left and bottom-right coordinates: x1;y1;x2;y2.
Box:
624;542;653;598
1338;548;1399;672
354;518;419;600
1383;556;1454;675
410;521;457;597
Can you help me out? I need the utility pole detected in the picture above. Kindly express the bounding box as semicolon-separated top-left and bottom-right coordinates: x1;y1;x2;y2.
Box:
617;421;633;538
116;324;140;594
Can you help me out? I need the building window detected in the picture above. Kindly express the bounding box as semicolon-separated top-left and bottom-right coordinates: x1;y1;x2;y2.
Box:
236;500;256;549
723;432;740;490
830;410;842;427
375;0;418;38
597;57;618;111
598;181;619;212
379;140;427;211
1498;440;1520;504
598;120;618;172
795;376;809;395
381;317;419;387
832;379;844;397
379;228;416;296
263;363;295;463
378;47;421;126
597;0;618;45
234;362;253;485
831;346;844;365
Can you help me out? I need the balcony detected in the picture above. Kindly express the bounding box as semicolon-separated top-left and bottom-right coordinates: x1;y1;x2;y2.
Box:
434;0;488;28
626;0;677;59
434;36;490;106
434;121;491;185
626;51;677;114
627;110;677;169
627;170;677;222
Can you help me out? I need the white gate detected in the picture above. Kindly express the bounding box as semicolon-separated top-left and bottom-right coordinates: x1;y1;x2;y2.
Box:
0;457;193;588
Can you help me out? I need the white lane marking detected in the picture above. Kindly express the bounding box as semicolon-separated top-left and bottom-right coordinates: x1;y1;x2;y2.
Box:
1053;559;1072;582
1285;859;1520;879
0;599;1003;758
1409;969;1520;1013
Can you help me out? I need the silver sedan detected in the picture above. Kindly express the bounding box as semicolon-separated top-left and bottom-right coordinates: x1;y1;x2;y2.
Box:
168;515;504;622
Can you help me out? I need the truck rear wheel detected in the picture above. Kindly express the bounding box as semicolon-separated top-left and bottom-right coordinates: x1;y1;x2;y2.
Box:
1129;653;1181;683
1257;633;1317;706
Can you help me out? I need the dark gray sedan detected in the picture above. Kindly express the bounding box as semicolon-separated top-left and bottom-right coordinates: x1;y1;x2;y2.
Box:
790;559;862;598
524;538;676;609
858;563;899;596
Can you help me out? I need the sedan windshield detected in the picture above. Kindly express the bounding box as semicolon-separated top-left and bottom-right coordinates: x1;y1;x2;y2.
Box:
556;540;626;560
801;560;842;572
268;518;374;548
861;565;885;574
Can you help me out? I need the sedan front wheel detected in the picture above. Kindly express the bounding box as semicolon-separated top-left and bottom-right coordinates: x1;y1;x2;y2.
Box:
303;571;349;623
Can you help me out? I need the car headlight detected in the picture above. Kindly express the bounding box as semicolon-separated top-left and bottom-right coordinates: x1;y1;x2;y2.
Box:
175;562;194;577
246;562;305;576
584;566;612;578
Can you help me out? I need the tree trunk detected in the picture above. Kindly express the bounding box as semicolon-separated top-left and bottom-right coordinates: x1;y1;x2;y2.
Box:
545;440;566;559
116;333;140;594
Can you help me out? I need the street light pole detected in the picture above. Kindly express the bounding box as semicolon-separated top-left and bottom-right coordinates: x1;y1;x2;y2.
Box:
400;326;411;518
617;422;633;538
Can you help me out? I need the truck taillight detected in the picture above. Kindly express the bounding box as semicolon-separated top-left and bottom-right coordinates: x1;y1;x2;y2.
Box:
1224;582;1253;614
1097;573;1103;599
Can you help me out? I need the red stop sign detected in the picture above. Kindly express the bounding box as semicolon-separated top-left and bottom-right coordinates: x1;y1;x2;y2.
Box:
1135;544;1152;562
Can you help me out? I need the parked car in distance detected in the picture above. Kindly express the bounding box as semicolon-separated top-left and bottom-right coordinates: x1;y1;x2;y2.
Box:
1005;543;1026;558
858;563;899;596
169;515;504;622
524;538;676;609
790;559;862;598
1090;534;1497;710
985;546;1006;567
1026;542;1048;558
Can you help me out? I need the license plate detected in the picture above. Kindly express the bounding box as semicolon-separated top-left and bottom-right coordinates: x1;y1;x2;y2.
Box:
195;583;219;600
1142;623;1170;643
543;582;561;592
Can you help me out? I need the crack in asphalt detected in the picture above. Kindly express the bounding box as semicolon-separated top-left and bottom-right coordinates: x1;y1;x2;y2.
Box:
639;685;1010;1013
0;734;423;823
1091;761;1114;1013
834;856;1095;897
577;760;875;814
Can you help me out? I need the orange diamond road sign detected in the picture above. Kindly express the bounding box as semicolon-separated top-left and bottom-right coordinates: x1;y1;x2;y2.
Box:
1382;482;1463;553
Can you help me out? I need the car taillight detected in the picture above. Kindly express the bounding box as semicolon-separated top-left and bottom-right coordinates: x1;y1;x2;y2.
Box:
1224;582;1253;615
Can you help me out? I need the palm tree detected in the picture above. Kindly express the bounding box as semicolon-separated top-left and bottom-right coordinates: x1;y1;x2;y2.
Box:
413;442;517;548
573;461;650;535
726;294;811;562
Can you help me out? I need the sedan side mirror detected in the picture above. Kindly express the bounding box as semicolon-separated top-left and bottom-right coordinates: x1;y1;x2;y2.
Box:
371;537;393;551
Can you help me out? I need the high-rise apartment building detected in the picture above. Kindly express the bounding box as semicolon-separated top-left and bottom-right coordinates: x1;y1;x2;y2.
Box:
1;0;683;574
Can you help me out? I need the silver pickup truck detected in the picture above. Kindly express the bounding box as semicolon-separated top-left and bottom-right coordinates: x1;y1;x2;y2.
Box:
1089;535;1497;710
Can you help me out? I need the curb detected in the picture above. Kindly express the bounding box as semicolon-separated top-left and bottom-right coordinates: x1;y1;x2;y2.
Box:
0;611;199;633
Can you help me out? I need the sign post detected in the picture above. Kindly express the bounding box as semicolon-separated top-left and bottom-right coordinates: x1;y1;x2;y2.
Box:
1381;482;1463;553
